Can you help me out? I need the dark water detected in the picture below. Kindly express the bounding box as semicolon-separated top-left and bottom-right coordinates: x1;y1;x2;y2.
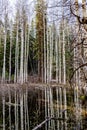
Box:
0;85;87;130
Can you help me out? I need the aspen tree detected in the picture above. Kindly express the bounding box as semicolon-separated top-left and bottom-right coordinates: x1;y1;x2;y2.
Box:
9;21;12;82
59;32;62;83
74;0;79;87
62;0;66;84
55;31;59;83
49;27;53;81
62;22;66;84
20;17;24;84
2;7;8;83
14;10;19;83
43;13;47;83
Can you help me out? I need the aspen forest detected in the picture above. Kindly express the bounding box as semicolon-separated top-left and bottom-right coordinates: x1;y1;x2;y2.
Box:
0;0;87;130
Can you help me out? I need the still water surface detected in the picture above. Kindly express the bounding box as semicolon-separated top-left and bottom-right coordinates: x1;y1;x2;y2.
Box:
0;85;87;130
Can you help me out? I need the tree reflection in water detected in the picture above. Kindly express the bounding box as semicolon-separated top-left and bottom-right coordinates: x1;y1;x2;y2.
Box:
0;85;87;130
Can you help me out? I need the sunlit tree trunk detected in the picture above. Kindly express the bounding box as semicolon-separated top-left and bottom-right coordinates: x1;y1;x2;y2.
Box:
9;22;12;82
75;0;79;87
47;28;50;83
2;31;6;83
62;25;66;84
62;0;66;84
49;27;53;82
24;25;27;82
2;9;7;83
14;14;19;83
26;24;30;82
55;33;58;83
49;28;51;81
20;20;24;84
43;14;47;83
59;32;62;84
23;11;28;82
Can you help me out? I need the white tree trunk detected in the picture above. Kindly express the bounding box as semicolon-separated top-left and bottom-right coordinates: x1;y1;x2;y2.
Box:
2;25;7;83
47;27;50;83
62;27;66;84
59;32;62;83
14;19;19;83
20;21;24;84
55;33;58;83
9;22;12;82
24;27;27;82
26;24;30;82
43;15;47;83
49;27;53;82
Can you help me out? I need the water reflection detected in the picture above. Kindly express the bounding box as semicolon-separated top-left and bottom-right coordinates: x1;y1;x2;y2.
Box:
0;85;87;130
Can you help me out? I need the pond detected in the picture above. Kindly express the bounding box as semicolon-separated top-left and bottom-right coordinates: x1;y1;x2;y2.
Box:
0;85;87;130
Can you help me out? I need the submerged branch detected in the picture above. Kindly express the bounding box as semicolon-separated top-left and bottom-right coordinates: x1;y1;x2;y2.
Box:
32;115;67;130
5;102;20;106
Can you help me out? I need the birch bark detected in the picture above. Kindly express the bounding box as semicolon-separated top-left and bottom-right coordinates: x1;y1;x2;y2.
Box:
2;9;7;83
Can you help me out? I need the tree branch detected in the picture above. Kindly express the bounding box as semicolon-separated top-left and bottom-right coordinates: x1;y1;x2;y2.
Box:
70;63;87;83
71;38;86;52
32;116;67;130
